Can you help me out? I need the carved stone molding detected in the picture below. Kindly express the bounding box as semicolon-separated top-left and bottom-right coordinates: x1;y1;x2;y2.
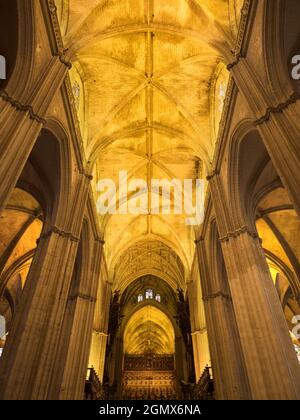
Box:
202;291;232;302
54;51;72;70
37;226;80;243
219;225;258;243
93;330;108;337
69;293;97;303
206;170;220;182
46;1;72;67
0;90;46;125
191;328;207;336
46;0;87;161
227;53;243;71
227;0;251;70
234;0;252;55
47;0;64;52
79;171;93;182
254;92;300;126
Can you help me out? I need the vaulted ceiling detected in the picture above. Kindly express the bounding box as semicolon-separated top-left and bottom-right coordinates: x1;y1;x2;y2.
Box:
55;0;243;289
123;305;175;354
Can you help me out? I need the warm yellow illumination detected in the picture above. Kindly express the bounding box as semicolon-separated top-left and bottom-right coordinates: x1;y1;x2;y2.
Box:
124;305;175;355
54;0;243;292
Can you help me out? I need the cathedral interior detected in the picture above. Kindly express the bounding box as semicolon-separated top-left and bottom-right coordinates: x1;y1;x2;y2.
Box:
0;0;300;400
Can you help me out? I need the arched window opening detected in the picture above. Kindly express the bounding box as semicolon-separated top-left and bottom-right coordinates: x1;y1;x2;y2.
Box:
145;289;153;300
136;288;163;304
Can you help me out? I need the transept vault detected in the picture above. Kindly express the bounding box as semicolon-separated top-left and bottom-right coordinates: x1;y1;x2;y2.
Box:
0;0;300;402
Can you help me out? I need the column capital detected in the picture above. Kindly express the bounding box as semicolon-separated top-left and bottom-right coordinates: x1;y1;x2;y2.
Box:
191;328;207;336
202;291;232;302
226;0;251;70
0;90;47;125
37;226;80;244
93;330;109;338
194;237;204;245
79;170;94;181
68;293;97;304
254;92;300;127
219;225;259;243
206;170;220;182
227;53;244;71
54;51;72;70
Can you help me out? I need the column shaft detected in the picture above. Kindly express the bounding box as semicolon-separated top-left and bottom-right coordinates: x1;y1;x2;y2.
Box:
54;240;104;400
210;174;300;399
196;240;251;400
0;175;90;400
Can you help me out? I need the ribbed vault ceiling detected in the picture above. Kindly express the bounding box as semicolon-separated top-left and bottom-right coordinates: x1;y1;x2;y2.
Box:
55;0;243;288
113;240;185;292
124;305;175;354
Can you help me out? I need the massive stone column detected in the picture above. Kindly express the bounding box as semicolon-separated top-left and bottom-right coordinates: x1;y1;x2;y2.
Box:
209;173;300;400
49;237;105;400
0;174;90;400
0;55;70;214
195;238;251;400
